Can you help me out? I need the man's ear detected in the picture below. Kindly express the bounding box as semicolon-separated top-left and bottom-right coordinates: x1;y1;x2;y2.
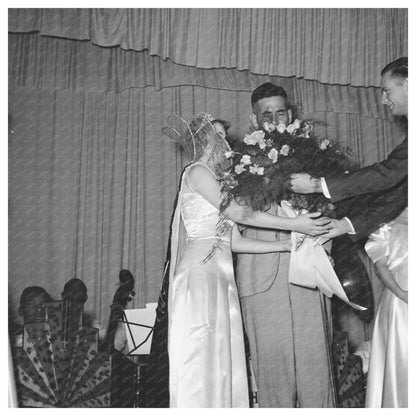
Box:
250;113;259;129
287;108;293;124
404;78;408;93
18;306;23;316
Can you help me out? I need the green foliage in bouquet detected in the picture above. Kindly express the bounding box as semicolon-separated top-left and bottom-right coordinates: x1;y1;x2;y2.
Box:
221;119;355;217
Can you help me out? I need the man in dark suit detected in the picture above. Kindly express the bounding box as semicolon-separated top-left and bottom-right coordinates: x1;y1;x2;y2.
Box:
290;57;408;240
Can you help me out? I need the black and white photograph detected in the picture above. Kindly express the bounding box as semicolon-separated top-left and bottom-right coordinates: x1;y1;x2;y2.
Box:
7;5;409;409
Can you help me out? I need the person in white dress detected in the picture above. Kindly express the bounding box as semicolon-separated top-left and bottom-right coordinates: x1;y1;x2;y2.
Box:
163;113;332;407
364;207;408;407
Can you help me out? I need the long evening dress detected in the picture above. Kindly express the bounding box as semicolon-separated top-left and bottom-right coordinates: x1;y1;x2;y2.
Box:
365;207;408;407
167;162;249;407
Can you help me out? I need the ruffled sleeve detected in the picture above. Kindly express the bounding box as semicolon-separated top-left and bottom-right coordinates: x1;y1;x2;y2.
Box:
365;208;408;292
365;223;391;263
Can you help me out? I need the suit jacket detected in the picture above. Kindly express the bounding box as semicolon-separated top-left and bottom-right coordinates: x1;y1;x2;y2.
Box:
326;138;407;202
347;177;407;242
236;204;286;297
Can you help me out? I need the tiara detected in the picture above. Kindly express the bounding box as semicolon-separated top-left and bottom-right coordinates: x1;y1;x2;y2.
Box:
162;112;217;161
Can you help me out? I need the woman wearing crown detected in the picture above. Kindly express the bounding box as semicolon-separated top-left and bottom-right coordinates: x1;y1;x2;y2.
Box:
145;113;331;408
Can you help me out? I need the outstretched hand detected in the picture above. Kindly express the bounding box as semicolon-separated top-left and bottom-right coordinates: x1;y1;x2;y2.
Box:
290;173;322;194
292;212;332;236
323;217;354;239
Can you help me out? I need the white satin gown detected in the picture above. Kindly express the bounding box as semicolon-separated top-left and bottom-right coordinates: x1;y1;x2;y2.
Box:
365;208;408;407
168;162;249;407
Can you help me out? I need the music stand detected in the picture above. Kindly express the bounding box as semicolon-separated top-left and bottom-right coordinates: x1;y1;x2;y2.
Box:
122;303;157;356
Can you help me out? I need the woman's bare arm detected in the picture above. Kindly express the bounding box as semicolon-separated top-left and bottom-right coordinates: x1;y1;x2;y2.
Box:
188;164;331;236
231;225;292;253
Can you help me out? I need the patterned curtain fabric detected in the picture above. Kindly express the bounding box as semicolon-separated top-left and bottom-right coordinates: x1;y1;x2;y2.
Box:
8;10;407;344
9;8;407;87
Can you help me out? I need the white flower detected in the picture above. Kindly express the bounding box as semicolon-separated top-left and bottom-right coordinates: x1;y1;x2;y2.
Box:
292;119;301;129
243;130;265;145
243;134;257;145
243;133;257;145
258;139;267;150
263;122;276;133
224;151;234;159
240;155;252;165
286;123;297;134
251;130;266;141
234;164;245;174
268;148;279;163
276;124;286;133
319;139;330;150
280;144;290;156
249;164;265;175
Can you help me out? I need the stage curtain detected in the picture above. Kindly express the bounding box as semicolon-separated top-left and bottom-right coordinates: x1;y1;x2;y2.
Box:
9;8;407;87
8;11;407;340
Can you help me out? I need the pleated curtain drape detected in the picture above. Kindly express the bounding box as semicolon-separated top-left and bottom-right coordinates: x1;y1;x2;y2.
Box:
8;8;407;340
9;8;407;86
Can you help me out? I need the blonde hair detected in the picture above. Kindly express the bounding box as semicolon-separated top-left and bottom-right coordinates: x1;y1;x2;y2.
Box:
189;115;232;178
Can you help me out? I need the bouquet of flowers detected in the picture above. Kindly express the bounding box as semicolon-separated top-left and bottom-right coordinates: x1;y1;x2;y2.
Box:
218;120;375;313
221;119;354;217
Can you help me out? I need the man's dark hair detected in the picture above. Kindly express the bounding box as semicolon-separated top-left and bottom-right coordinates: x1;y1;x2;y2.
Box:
20;286;51;306
381;57;408;79
62;278;88;304
251;82;288;108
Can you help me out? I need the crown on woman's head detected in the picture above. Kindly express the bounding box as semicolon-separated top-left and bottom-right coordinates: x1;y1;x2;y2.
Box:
192;112;215;135
162;112;221;161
